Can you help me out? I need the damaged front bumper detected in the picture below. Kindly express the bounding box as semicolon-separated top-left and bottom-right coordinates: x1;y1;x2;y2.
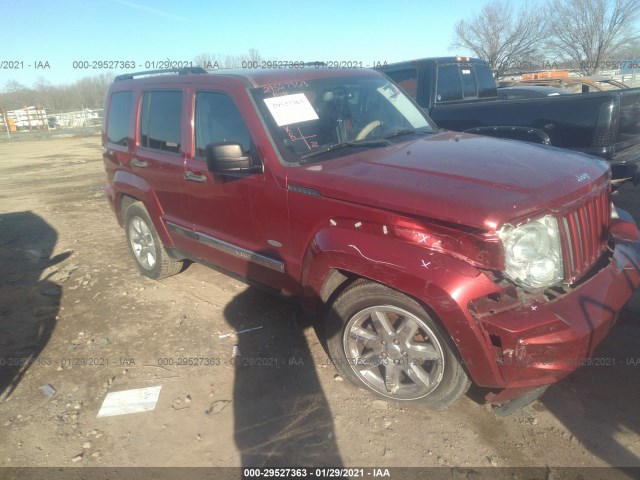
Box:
469;220;640;406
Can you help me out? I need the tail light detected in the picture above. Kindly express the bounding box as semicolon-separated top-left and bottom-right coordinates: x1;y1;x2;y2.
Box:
593;96;620;147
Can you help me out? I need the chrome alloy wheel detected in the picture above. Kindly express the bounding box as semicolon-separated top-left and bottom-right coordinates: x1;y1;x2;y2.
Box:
128;216;157;270
343;305;445;400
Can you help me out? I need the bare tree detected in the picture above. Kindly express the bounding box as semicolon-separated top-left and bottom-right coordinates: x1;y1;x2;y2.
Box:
74;73;114;108
1;80;36;109
4;80;26;93
193;49;271;69
612;39;640;62
450;0;548;78
247;48;261;63
223;48;267;68
545;0;640;74
31;77;53;109
193;52;223;69
44;85;69;113
1;74;115;111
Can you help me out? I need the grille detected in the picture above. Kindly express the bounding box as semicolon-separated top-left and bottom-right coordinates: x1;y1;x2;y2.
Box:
559;187;611;284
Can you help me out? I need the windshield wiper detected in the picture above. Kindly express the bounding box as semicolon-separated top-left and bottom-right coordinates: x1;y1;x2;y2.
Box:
384;129;432;139
299;139;390;163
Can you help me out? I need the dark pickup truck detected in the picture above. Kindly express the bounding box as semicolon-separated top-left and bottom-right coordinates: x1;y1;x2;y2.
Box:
380;57;640;184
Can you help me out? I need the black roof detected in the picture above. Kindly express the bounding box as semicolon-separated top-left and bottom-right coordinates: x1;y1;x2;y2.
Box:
382;57;490;70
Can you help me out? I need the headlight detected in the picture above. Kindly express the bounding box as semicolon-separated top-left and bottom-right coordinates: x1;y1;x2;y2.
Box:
498;215;564;288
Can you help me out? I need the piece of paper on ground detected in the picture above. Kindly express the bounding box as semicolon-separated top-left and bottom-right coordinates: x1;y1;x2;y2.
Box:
97;385;162;418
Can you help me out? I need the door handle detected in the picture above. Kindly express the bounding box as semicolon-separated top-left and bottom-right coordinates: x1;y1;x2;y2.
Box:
131;159;147;168
184;171;207;183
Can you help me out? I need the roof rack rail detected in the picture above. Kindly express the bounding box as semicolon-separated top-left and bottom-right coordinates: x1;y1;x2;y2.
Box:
115;67;207;81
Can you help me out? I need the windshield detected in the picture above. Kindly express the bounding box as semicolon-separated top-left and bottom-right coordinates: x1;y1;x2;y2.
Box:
251;75;434;163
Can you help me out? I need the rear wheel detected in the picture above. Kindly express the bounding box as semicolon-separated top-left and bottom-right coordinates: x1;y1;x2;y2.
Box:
124;202;183;280
325;280;470;408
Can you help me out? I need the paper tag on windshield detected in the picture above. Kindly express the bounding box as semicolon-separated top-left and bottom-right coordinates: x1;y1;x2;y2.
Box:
264;93;319;126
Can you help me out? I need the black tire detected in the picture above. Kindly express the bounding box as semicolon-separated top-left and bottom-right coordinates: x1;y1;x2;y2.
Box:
325;280;470;408
123;202;183;280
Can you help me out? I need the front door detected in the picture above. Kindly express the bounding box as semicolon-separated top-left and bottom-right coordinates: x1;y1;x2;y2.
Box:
181;90;291;290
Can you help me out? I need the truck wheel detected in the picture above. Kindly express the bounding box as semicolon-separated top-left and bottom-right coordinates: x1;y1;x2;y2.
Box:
326;280;470;408
124;202;183;280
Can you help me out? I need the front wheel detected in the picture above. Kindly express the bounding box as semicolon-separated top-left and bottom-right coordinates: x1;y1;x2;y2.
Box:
325;280;470;408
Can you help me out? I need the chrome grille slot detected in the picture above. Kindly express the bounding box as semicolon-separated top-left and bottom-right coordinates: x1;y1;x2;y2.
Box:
560;188;610;284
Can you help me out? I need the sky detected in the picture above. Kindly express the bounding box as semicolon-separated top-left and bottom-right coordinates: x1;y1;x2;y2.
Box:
0;0;535;88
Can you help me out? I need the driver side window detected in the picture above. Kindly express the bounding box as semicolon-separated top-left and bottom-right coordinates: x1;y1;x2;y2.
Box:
194;92;251;159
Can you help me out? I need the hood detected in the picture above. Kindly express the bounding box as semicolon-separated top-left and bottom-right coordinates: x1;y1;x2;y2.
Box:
288;131;609;230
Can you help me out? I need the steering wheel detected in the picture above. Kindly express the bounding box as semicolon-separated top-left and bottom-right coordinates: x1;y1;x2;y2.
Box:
354;120;382;140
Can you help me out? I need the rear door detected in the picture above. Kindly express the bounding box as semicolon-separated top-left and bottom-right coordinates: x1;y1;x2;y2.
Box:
133;88;191;248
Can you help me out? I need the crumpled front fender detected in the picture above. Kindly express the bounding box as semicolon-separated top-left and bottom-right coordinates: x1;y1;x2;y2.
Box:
300;225;506;386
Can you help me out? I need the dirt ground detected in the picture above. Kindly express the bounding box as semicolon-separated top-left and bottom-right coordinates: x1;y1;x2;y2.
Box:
0;134;639;475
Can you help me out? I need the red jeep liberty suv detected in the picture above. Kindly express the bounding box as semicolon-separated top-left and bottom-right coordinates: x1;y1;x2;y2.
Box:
102;66;640;414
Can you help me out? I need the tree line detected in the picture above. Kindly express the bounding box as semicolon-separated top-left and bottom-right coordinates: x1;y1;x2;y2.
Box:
1;74;115;113
451;0;640;78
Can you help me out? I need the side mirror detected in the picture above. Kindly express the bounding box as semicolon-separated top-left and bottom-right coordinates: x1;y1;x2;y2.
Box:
205;142;261;173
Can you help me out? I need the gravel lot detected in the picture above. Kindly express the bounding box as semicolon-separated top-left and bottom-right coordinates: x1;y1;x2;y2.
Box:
0;134;638;477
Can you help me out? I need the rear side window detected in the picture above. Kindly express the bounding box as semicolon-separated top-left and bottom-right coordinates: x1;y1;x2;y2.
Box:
436;64;495;101
475;67;497;97
385;69;418;98
194;92;251;158
139;91;183;153
106;91;132;146
460;67;477;98
436;65;462;102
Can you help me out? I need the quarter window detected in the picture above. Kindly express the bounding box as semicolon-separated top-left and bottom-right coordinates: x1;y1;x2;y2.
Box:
106;91;132;146
139;91;182;153
476;67;497;97
194;92;251;158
